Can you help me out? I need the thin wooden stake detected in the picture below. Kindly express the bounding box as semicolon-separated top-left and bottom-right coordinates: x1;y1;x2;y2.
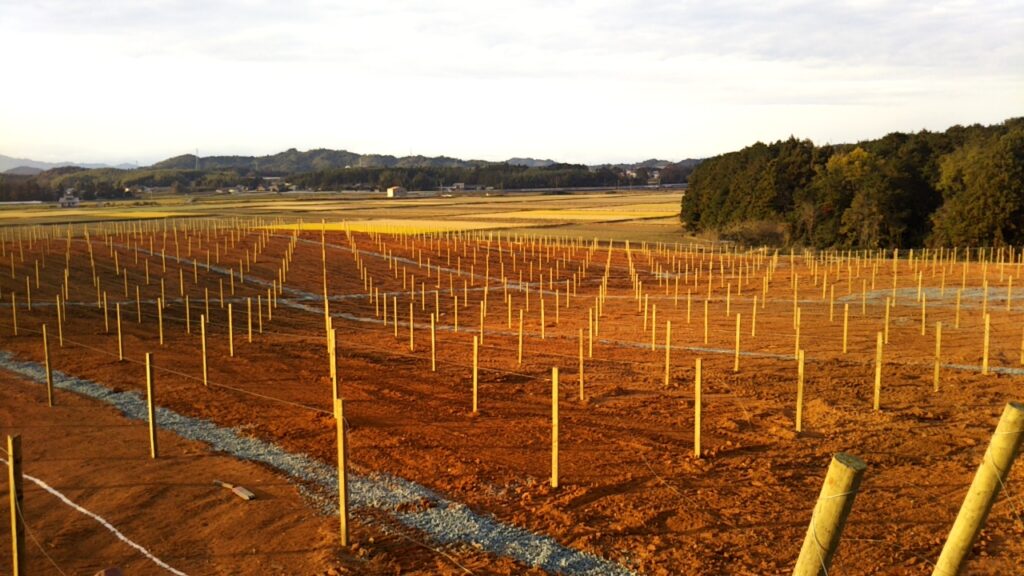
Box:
934;321;942;392
7;434;24;576
694;358;702;458
874;332;883;411
145;352;158;458
551;366;559;489
200;314;208;386
43;325;53;406
335;398;350;547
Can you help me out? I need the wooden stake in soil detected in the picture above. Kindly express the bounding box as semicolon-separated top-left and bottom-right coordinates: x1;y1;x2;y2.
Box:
933;321;942;392
334;398;350;548
42;325;53;406
116;303;123;360
430;313;436;372
694;358;702;458
472;335;479;413
982;313;990;375
792;453;867;576
145;352;158;458
578;327;585;401
517;309;524;365
874;332;883;411
200;314;208;386
796;349;804;432
228;302;234;357
551;366;559;488
664;321;672;387
7;434;24;576
157;297;164;346
733;313;741;372
842;303;849;354
932;402;1024;576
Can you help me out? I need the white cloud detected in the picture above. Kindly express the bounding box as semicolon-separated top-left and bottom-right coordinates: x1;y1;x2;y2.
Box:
1;0;1021;164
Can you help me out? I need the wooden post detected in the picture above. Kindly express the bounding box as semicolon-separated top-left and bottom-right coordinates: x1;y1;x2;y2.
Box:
36;324;53;410
517;309;524;365
932;402;1024;576
796;349;804;432
955;289;962;329
874;332;883;411
410;302;415;351
228;302;234;357
578;327;585;401
330;328;337;403
694;358;702;458
733;313;741;372
115;303;123;360
430;313;436;372
7;434;24;576
792;453;868;576
145;352;158;458
795;307;801;356
664;321;672;388
933;321;942;392
842;303;849;354
751;295;757;337
551;366;559;488
703;299;709;344
472;335;479;413
247;297;252;343
982;313;990;375
157;297;163;346
10;293;16;336
883;297;891;344
335;398;349;547
200;314;208;386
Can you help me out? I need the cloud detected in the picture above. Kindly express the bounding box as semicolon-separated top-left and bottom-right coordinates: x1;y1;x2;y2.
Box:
0;0;1021;164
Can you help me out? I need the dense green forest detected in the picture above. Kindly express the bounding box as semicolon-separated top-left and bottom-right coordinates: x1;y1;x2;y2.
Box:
682;118;1024;248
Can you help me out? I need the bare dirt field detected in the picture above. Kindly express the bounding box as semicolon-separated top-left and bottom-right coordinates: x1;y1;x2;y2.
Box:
0;192;1022;575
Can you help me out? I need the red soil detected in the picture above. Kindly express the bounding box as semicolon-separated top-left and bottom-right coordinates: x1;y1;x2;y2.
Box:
0;228;1022;575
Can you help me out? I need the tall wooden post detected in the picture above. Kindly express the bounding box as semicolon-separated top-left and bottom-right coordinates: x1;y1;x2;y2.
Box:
664;321;671;388
228;302;234;357
116;303;123;360
335;398;349;547
578;327;585;401
934;321;942;392
792;453;867;576
874;332;883;411
200;314;208;386
430;313;436;372
551;366;559;488
982;313;990;375
472;335;479;414
7;434;24;576
796;349;805;432
932;402;1024;576
694;358;702;458
43;324;53;406
145;353;158;458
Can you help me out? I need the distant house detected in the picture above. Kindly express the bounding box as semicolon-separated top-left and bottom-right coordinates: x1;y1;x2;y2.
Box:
387;186;408;198
59;190;80;208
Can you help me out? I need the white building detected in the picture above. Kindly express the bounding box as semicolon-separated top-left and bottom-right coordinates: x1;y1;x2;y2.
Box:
387;186;408;198
59;191;80;208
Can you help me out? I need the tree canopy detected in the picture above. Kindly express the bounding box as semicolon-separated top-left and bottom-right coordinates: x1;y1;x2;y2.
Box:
682;118;1024;247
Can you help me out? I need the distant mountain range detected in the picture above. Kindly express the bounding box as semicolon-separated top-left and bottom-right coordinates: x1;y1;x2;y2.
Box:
4;148;699;176
0;154;135;174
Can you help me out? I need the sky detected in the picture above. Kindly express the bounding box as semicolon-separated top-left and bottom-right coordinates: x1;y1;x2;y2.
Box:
1;0;1021;166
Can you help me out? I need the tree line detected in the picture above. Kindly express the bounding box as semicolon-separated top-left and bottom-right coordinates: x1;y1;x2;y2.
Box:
1;160;695;202
682;118;1024;248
